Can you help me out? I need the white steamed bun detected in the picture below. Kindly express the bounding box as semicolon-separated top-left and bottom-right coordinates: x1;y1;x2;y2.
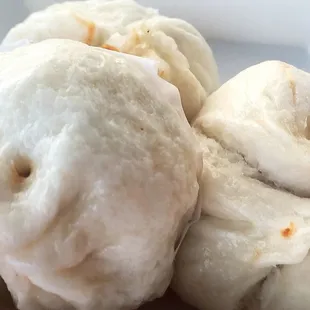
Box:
2;0;219;122
0;38;201;310
173;61;310;310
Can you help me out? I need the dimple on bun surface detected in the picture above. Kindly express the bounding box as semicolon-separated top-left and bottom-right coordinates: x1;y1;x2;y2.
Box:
0;38;201;310
173;61;310;310
2;0;219;122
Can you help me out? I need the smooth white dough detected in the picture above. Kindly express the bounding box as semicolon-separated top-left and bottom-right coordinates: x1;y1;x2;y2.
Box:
0;38;201;310
2;0;219;122
173;61;310;310
3;0;157;46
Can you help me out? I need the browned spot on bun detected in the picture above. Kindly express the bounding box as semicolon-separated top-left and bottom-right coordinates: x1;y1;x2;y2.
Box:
252;248;262;261
283;64;296;105
288;79;296;104
132;31;141;45
74;14;96;45
11;158;31;181
10;156;33;191
158;69;165;78
101;44;120;52
281;222;296;238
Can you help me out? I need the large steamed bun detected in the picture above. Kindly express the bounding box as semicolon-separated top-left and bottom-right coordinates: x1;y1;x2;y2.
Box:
173;61;310;310
2;0;219;122
0;38;201;310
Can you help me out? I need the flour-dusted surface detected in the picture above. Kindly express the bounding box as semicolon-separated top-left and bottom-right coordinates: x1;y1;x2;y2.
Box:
173;61;310;310
2;0;219;122
0;39;201;310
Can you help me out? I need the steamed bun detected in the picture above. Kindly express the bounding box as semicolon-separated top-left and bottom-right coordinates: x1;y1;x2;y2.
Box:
2;0;219;122
173;61;310;310
0;38;201;310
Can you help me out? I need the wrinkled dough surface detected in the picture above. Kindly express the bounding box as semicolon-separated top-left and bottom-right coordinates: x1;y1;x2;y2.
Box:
173;61;310;310
2;0;219;122
106;16;219;121
0;39;200;310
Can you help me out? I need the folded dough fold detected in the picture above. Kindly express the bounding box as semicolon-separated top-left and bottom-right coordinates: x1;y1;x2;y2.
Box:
173;61;310;310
